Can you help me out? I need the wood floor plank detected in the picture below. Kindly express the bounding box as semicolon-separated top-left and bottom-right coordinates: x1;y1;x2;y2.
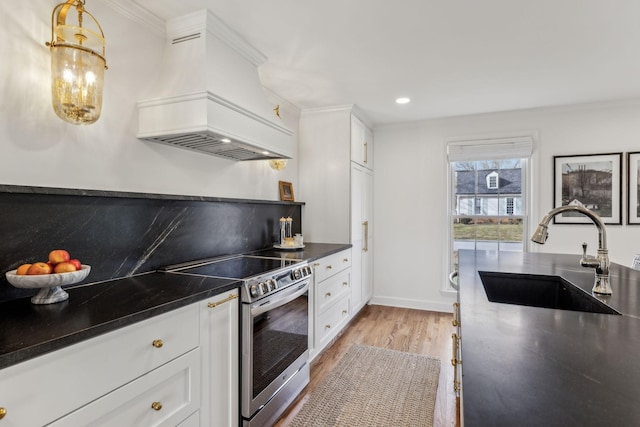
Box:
275;304;457;427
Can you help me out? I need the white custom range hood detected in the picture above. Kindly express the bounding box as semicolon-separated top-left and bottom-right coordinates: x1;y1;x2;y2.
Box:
137;10;294;161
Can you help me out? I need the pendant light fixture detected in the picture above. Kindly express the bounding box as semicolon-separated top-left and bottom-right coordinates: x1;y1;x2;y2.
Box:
46;0;107;125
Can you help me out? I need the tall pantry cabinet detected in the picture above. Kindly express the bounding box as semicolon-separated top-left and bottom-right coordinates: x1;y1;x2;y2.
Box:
299;105;373;315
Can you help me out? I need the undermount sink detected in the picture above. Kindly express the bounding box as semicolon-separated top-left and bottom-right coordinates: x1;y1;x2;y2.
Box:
478;271;620;315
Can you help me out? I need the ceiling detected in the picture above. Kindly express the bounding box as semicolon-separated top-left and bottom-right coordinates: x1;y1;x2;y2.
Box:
124;0;640;126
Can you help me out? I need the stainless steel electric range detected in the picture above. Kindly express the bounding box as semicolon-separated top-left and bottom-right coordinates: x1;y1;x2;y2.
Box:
165;254;313;427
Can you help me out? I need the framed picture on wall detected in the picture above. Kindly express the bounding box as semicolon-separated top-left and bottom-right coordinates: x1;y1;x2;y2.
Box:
279;181;295;202
553;153;622;224
628;152;640;224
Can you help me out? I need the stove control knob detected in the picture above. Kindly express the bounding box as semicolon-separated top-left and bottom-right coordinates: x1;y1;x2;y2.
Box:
304;266;312;276
260;282;269;294
292;269;301;280
250;284;260;297
268;279;277;290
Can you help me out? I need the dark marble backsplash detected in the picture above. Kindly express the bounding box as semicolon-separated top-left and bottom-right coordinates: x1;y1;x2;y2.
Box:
0;185;302;302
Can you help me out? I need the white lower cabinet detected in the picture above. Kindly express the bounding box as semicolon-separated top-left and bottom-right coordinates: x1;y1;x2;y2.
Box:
0;291;239;427
0;304;199;427
310;249;352;360
199;291;239;427
49;349;201;427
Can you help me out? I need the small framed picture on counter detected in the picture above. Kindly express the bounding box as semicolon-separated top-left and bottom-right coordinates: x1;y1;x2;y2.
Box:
553;152;622;225
279;181;294;202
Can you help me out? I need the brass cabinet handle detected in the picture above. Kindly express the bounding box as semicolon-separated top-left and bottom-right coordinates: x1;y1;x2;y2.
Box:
152;339;163;348
342;281;349;287
312;262;320;267
0;407;6;420
342;310;348;316
326;265;333;270
452;332;462;394
325;292;332;298
363;221;369;252
207;293;238;308
364;141;368;164
325;324;331;330
343;258;349;263
151;401;163;411
452;302;460;327
451;333;461;366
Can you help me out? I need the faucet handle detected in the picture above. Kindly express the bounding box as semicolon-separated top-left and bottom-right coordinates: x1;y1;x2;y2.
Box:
580;242;599;268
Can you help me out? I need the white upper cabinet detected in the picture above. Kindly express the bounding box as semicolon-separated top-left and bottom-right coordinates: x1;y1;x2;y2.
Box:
350;115;374;170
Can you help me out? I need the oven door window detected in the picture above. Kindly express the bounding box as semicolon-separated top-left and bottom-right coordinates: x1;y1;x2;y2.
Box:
252;292;309;398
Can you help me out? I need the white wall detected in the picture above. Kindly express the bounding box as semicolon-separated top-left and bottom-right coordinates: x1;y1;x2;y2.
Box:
373;100;640;312
0;1;298;200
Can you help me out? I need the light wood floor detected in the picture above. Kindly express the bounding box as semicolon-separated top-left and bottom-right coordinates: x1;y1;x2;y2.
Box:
275;304;458;427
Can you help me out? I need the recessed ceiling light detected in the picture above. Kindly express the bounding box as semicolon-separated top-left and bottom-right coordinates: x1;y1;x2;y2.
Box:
221;138;231;143
262;151;270;155
395;97;411;104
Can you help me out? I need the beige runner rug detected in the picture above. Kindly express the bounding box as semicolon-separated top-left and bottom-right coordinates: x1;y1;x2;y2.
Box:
289;344;441;427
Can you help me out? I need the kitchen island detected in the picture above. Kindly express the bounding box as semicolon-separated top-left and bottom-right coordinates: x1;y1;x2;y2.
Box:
458;250;640;426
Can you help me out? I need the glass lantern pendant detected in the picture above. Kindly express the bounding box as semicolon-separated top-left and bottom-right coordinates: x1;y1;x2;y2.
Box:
46;0;107;125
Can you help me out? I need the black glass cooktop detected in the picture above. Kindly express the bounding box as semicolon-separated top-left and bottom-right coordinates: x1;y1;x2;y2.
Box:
174;256;299;279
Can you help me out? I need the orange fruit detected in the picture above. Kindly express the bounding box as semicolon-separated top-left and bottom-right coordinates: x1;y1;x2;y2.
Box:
15;264;32;275
26;262;52;275
54;262;77;273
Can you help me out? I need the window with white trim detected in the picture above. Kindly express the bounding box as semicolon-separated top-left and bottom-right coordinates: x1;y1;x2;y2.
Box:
446;136;533;290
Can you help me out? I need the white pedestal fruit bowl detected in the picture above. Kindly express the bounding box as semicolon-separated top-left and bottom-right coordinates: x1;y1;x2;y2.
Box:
5;265;91;304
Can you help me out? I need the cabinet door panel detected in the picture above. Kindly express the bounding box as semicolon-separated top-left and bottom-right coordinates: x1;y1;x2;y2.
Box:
351;163;364;242
199;291;239;427
350;115;366;166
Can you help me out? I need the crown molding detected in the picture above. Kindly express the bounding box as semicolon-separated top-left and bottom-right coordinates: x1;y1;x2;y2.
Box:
102;0;165;36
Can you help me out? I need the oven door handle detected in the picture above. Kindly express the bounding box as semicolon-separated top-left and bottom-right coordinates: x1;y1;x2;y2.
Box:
251;281;310;316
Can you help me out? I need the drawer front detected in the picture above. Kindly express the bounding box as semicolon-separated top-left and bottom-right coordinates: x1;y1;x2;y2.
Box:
49;348;201;427
0;304;199;427
312;249;352;283
316;296;351;348
316;269;351;314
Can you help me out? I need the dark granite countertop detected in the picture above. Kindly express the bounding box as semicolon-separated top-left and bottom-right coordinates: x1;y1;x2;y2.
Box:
252;242;352;262
0;242;350;370
459;250;640;426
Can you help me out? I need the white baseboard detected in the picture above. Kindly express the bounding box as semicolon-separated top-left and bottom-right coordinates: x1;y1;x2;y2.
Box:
368;295;456;313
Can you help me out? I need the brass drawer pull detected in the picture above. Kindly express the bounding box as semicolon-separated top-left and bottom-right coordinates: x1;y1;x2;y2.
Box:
152;339;163;348
452;302;460;327
207;293;238;308
342;310;348;315
326;265;333;270
0;407;6;420
325;324;331;330
343;258;349;263
151;401;163;411
342;281;349;287
312;263;320;267
325;292;332;298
